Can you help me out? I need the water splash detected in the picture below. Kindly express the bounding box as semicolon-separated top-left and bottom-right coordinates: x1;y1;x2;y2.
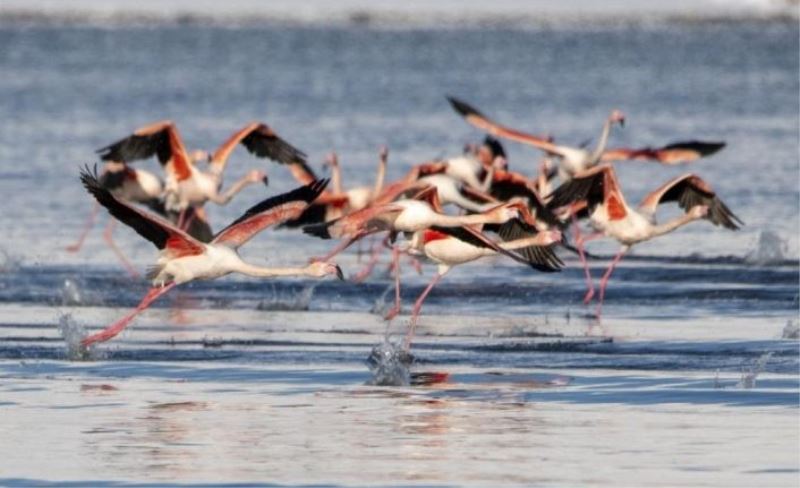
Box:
56;313;94;361
365;340;412;386
256;284;315;311
737;352;773;389
60;279;83;306
744;230;787;265
781;319;799;339
369;284;393;315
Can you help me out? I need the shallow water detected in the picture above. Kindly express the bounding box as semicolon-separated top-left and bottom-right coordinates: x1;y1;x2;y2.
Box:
0;14;798;488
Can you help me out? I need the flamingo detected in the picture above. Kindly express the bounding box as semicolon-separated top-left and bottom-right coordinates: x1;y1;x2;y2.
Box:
66;161;166;276
546;164;742;316
97;120;303;228
447;96;726;180
77;168;342;348
322;146;389;212
400;223;563;351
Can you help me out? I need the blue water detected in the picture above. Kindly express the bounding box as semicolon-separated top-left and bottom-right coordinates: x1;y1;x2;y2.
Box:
0;19;797;487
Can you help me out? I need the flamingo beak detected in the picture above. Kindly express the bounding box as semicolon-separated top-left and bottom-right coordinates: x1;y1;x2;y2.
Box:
262;174;269;186
334;265;345;281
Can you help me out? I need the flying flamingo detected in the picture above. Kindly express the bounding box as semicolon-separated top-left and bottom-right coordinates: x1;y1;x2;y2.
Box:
97;120;303;228
77;168;342;348
66;161;166;276
546;164;742;316
323;146;389;212
400;223;563;351
447;96;726;180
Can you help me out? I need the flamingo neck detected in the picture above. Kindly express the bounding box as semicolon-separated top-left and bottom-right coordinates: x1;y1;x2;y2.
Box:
650;212;700;239
328;161;342;195
234;261;313;278
372;156;386;197
589;119;614;163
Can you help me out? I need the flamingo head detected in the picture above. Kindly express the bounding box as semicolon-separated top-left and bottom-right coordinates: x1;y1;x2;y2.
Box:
609;109;626;127
307;261;345;280
322;152;339;169
379;145;389;163
492;155;508;170
246;169;268;186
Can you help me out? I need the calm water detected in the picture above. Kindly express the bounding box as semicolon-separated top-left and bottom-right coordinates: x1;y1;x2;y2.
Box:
0;19;798;487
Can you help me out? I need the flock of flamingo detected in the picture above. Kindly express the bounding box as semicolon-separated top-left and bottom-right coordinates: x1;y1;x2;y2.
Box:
68;97;741;354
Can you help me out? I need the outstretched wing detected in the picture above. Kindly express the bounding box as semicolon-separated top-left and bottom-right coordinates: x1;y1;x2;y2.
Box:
80;166;203;258
601;140;726;165
213;122;307;165
212;179;329;248
489;170;560;227
546;164;627;220
97;120;193;181
447;96;561;155
638;174;742;230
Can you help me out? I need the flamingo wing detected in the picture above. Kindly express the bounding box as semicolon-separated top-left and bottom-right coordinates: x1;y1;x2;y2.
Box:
302;203;403;240
488;170;560;227
638;174;742;230
546;164;612;211
601;140;726;164
495;219;564;272
429;225;558;271
446;96;561;155
80;167;203;257
97;120;193;181
212;179;329;248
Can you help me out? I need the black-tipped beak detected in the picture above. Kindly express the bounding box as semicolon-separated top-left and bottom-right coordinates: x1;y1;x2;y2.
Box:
619;118;626;128
334;265;344;281
262;175;269;186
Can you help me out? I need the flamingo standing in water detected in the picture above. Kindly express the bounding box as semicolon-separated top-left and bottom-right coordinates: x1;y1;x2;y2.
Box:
97;120;304;231
400;223;563;351
77;168;342;348
546;164;742;317
447;96;726;181
66;161;165;276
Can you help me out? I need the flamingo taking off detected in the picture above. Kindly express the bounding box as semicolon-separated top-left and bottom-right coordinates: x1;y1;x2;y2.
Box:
77;167;342;348
546;164;742;316
447;96;725;180
400;223;563;351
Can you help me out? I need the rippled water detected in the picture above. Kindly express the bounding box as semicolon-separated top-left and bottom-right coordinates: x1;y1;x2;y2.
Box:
0;16;798;487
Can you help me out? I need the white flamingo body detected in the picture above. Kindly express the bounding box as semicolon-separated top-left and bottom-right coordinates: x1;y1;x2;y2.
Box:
417;174;493;213
108;167;164;203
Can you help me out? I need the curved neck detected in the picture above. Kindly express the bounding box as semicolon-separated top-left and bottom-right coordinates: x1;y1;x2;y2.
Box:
234;261;313;278
209;174;251;205
651;212;700;239
589;119;614;163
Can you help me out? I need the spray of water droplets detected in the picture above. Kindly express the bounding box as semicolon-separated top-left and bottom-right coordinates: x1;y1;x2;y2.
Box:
365;340;413;386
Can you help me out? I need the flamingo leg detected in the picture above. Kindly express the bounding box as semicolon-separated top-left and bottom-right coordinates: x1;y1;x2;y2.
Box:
66;201;100;253
406;254;423;275
403;271;446;352
383;246;403;321
351;235;390;283
81;283;177;348
595;247;628;318
103;219;140;279
570;213;598;304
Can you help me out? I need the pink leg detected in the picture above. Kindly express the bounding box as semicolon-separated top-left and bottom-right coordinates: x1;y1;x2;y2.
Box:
403;271;446;351
103;220;140;279
571;214;597;304
351;235;390;283
66;202;100;253
406;254;423;275
81;283;177;347
595;247;628;318
383;246;402;320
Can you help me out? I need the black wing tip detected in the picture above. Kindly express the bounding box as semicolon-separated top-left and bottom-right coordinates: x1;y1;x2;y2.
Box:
302;221;333;240
665;140;727;156
446;95;481;118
